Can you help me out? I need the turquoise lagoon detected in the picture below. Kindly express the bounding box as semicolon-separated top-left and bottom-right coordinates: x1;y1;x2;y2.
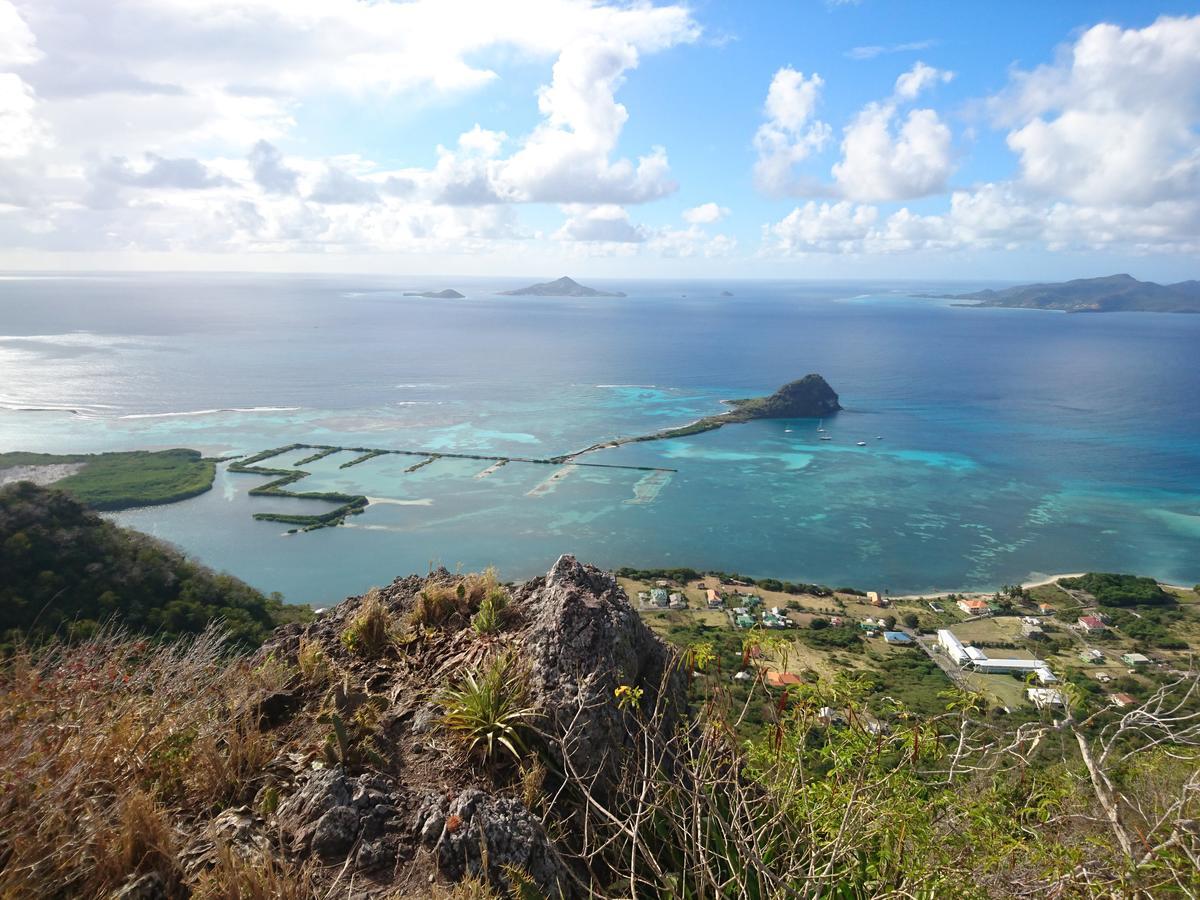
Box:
1;274;1197;604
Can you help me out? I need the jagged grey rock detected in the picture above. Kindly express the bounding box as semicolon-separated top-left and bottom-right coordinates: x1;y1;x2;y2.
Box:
179;805;273;879
435;789;573;896
278;768;404;869
518;554;686;796
310;806;360;859
414;793;449;845
108;872;168;900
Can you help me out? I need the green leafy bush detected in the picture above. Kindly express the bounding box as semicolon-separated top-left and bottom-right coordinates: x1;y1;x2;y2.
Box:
441;654;539;766
0;482;307;651
1058;573;1172;607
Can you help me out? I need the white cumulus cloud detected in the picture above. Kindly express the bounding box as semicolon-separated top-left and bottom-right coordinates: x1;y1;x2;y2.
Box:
893;61;953;100
555;204;647;242
830;62;956;201
0;0;699;260
1000;15;1200;207
753;67;832;196
682;202;729;224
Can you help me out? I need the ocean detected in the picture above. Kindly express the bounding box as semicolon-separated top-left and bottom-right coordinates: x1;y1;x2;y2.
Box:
1;273;1197;604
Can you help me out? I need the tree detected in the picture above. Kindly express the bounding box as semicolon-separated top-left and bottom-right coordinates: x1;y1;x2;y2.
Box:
901;613;919;629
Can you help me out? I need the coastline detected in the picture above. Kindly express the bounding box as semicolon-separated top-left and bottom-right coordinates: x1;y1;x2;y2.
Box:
889;572;1088;601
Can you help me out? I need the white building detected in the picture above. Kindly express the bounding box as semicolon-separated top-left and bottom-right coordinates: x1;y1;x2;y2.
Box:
939;628;1047;674
937;629;969;664
971;657;1049;675
1027;688;1065;709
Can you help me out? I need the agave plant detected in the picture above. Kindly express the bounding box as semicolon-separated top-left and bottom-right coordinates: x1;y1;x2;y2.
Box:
440;654;539;766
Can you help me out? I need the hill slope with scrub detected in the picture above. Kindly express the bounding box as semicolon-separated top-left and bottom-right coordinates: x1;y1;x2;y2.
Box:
0;481;306;649
1;553;1197;897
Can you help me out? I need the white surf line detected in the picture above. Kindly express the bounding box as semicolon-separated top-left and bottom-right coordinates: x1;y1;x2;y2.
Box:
365;497;434;506
475;459;508;479
119;406;301;420
527;464;578;497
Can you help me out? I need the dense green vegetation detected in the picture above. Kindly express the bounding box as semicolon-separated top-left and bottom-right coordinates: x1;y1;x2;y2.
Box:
0;448;215;509
799;623;863;651
227;444;369;531
291;446;338;465
0;482;308;650
616;565;836;596
722;373;841;420
1059;572;1173;606
864;650;952;715
339;449;388;468
1104;605;1189;650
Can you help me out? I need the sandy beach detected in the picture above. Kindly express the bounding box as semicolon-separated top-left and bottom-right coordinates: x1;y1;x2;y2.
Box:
0;462;85;488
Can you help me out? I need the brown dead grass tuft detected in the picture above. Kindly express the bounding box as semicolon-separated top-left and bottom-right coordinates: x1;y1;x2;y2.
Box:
0;627;286;897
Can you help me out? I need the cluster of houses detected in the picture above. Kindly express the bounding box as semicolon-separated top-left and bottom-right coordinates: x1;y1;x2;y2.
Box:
850;616;912;643
937;628;1058;684
639;588;688;610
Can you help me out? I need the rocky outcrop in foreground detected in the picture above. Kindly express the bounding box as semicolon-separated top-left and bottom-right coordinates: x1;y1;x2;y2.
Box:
225;555;683;897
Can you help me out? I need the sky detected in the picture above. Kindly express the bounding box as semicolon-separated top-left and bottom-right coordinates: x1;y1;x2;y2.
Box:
1;0;1199;280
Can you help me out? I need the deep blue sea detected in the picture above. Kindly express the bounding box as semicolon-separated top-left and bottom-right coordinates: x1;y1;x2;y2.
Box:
1;273;1197;604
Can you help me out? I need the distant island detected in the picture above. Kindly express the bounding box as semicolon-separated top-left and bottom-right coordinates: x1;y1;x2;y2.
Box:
936;274;1200;313
402;289;464;299
720;290;734;297
557;374;841;460
499;276;626;297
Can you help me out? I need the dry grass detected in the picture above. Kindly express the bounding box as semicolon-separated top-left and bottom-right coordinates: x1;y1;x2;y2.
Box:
0;627;289;897
341;588;396;657
411;580;471;629
297;635;332;684
426;876;501;899
191;845;315;900
412;569;505;631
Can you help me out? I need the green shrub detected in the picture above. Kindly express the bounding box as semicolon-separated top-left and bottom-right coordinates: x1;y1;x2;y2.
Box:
472;586;510;635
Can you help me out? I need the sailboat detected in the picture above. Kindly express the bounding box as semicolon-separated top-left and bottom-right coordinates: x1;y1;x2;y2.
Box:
816;419;825;432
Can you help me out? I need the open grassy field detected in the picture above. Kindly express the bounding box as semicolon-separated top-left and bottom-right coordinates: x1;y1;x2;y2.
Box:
0;449;216;510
